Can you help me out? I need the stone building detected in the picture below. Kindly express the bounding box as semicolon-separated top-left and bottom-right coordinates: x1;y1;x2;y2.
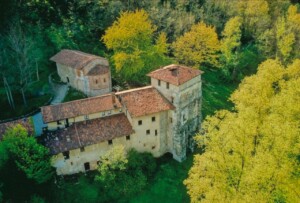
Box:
50;49;112;97
41;64;203;175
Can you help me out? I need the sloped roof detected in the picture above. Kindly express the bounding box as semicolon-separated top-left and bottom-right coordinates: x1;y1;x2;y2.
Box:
50;49;108;70
87;64;109;76
0;118;34;140
41;113;134;154
41;93;121;123
116;86;175;117
147;64;203;86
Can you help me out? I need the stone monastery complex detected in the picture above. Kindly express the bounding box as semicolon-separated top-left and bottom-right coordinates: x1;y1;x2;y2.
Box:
33;50;202;175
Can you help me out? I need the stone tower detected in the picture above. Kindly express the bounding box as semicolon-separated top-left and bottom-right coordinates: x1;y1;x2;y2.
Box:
148;64;203;161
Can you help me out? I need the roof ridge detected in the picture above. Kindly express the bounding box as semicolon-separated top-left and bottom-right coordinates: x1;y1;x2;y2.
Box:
116;86;153;95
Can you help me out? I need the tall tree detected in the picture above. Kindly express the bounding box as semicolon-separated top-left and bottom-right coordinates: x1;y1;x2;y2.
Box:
102;9;171;84
1;125;54;184
220;17;242;80
185;59;300;202
172;21;220;68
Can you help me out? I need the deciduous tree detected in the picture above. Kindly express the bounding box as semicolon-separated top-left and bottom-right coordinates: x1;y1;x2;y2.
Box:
1;125;54;184
102;9;171;84
185;59;300;202
172;22;220;68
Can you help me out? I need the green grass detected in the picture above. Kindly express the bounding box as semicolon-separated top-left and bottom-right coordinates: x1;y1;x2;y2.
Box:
62;87;87;103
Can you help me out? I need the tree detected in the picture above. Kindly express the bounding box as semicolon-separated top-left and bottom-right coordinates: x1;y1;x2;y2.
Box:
185;59;300;202
172;21;220;68
102;9;171;84
95;146;156;201
220;17;242;80
1;125;54;184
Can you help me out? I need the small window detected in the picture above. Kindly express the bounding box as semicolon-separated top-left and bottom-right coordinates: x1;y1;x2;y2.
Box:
108;140;113;145
138;120;142;125
63;151;70;160
166;82;169;89
183;114;186;121
103;78;106;83
155;130;158;136
152;117;156;122
146;129;150;135
57;120;61;125
84;162;90;171
126;135;130;140
95;79;98;84
102;112;105;116
170;117;173;123
171;97;174;103
80;147;85;152
152;146;156;149
84;115;89;120
158;80;161;86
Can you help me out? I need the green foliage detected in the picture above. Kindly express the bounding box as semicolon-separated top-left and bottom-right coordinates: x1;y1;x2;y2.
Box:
62;87;87;103
185;59;300;202
1;125;54;184
103;9;171;85
94;146;157;202
172;21;220;68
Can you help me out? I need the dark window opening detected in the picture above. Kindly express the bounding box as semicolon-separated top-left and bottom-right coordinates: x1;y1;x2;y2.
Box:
65;118;69;127
57;120;61;125
138;120;142;125
155;130;158;136
108;140;113;145
183;114;186;121
126;135;130;140
103;78;106;83
84;115;89;120
171;97;174;103
146;129;150;135
63;151;70;160
158;80;161;86
152;146;156;149
84;162;90;171
166;82;169;89
170;118;173;123
152;117;156;122
66;77;70;83
95;79;98;84
80;147;85;152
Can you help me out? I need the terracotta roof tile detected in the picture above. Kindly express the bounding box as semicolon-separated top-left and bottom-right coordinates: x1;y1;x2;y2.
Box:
40;113;133;154
147;64;203;86
87;65;109;76
50;49;108;70
41;93;122;123
0;118;34;140
116;86;175;117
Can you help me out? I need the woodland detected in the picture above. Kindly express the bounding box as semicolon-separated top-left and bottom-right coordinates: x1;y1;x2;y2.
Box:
0;0;299;202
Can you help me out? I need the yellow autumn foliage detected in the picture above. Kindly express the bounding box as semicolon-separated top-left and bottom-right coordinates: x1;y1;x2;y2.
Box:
172;21;220;68
185;59;300;202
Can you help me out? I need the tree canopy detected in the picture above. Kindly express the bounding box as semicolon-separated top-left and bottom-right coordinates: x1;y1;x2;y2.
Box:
102;9;171;84
172;21;220;67
185;59;300;202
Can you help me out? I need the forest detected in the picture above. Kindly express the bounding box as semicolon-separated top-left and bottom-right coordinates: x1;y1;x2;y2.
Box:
0;0;299;202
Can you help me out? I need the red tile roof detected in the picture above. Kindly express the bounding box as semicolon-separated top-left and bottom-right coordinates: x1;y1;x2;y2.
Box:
0;118;34;140
40;113;133;154
41;93;122;123
117;86;175;117
147;64;203;86
50;49;108;70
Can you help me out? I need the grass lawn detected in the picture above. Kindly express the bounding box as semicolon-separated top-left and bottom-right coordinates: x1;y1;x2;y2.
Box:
129;68;238;203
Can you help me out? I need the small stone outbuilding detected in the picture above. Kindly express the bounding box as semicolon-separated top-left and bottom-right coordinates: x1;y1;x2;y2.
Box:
50;49;112;97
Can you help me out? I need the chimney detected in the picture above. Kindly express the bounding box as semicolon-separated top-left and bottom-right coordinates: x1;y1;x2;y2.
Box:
112;92;117;108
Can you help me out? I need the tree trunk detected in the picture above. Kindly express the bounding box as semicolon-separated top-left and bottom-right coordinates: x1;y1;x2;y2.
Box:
21;88;27;107
3;76;15;109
